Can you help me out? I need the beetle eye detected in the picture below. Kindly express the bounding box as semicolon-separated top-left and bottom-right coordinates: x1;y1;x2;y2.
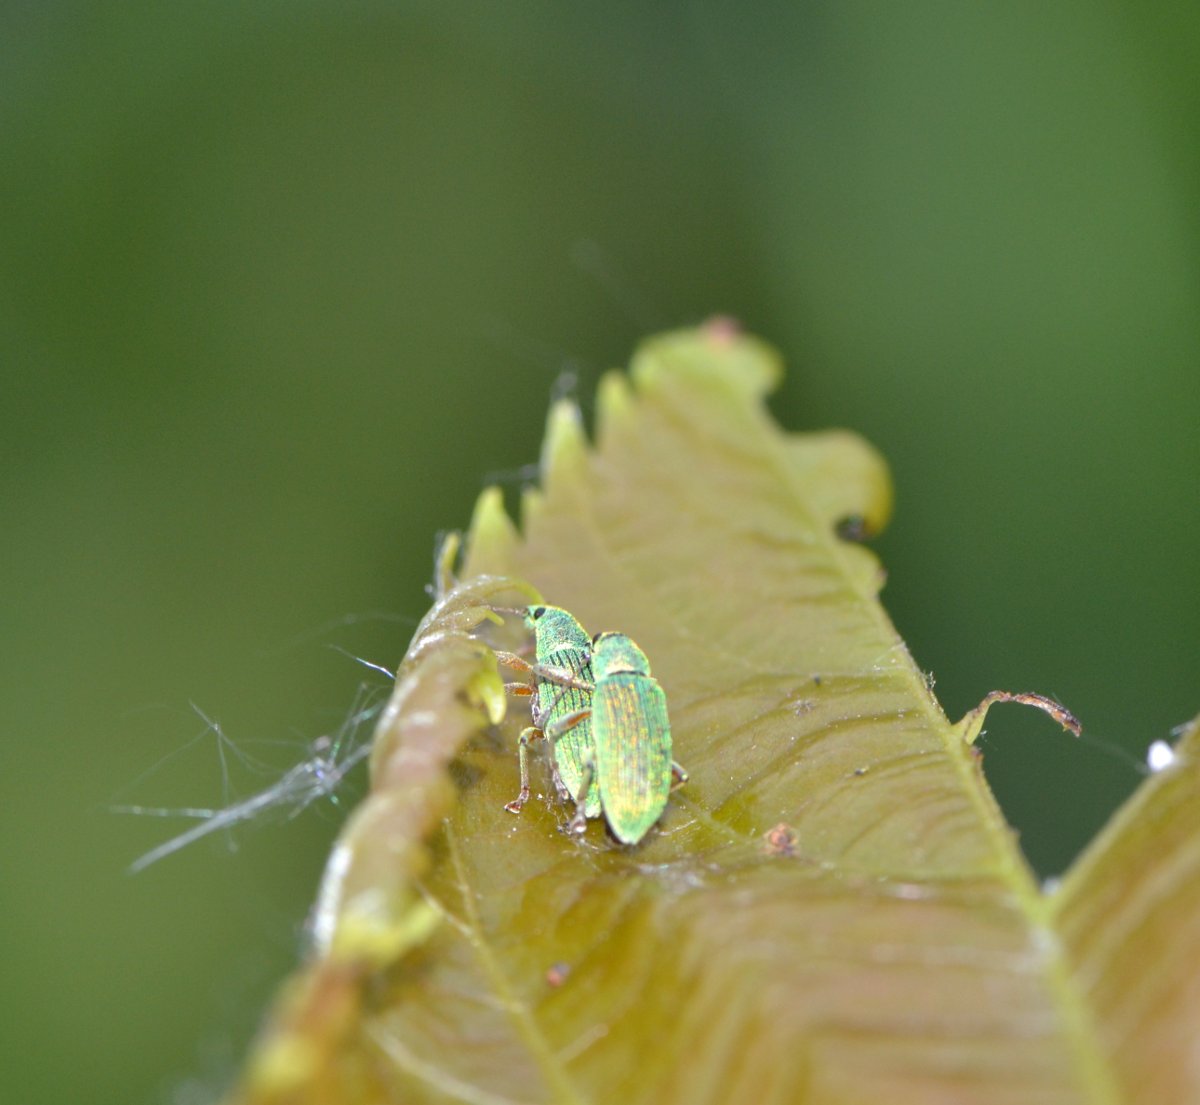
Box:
530;606;546;619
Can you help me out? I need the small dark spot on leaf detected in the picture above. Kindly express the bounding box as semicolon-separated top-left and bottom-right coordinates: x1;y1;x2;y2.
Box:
546;961;571;987
763;823;798;857
836;514;872;542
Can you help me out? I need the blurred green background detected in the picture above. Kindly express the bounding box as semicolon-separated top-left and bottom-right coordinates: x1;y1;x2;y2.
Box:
3;4;1198;1103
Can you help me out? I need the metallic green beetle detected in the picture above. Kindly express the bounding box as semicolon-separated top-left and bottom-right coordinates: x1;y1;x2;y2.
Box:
569;631;681;844
495;605;600;820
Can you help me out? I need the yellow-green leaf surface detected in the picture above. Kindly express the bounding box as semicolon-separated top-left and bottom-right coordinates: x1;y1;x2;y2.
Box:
230;324;1200;1105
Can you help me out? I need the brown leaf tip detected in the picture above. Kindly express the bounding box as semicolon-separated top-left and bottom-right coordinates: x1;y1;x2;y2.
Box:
702;314;743;346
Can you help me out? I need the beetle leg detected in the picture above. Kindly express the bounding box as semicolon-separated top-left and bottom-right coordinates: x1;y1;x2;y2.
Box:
495;652;593;693
494;650;533;675
549;760;570;801
669;760;689;791
504;726;543;814
536;665;594;692
543;708;591;745
568;746;596;835
530;691;548;729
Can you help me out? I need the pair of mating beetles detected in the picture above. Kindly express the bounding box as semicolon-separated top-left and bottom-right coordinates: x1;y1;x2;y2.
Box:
496;605;686;845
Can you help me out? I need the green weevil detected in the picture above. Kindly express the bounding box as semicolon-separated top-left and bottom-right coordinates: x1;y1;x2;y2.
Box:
569;631;683;844
495;604;601;820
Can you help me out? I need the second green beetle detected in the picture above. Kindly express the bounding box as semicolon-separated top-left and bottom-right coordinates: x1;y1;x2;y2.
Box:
578;630;682;844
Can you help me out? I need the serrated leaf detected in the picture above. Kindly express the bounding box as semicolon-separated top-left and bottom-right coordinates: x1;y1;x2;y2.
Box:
229;323;1198;1105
